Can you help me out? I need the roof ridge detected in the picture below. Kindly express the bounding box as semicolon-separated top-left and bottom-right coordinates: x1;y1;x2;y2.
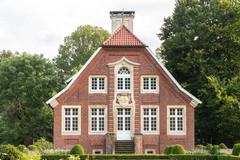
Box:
102;25;146;47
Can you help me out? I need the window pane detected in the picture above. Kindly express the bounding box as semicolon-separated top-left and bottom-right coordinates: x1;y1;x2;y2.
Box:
117;78;123;90
170;108;175;115
125;117;131;131
72;108;78;115
65;117;71;131
144;117;149;131
177;117;183;131
143;78;149;90
151;108;156;115
151;117;157;131
125;108;131;115
150;78;156;90
177;108;183;115
170;117;175;131
91;78;98;90
99;117;105;131
118;67;130;74
92;109;97;115
125;78;130;90
143;108;149;115
65;108;71;115
98;78;105;90
91;117;97;131
118;117;123;130
99;108;104;115
72;117;78;131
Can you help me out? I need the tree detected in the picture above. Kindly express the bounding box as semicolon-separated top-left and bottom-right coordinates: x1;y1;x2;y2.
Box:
54;25;110;80
158;0;240;146
0;52;60;145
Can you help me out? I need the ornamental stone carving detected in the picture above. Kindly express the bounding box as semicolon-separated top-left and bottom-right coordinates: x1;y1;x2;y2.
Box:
116;93;132;107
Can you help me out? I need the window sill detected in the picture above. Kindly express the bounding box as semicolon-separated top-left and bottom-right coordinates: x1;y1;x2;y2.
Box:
88;131;107;135
61;131;81;136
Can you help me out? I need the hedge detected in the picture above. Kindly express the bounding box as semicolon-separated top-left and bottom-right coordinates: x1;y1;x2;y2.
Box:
40;154;240;160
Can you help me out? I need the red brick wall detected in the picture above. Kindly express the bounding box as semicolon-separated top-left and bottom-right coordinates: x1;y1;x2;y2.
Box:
53;47;194;154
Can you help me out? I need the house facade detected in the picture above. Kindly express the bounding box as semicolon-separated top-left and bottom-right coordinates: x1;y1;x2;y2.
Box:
46;11;201;154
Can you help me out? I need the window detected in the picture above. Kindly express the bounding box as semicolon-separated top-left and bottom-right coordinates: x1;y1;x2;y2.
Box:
167;106;186;135
141;106;159;134
117;67;131;91
89;76;107;93
141;76;159;93
92;149;103;154
89;106;107;134
62;106;81;135
145;149;156;154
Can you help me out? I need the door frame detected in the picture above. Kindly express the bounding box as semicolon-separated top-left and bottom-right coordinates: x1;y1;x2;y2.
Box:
114;106;135;140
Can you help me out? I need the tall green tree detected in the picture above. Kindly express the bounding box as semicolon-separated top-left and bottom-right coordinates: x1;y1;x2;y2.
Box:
54;25;110;80
158;0;240;146
0;52;59;145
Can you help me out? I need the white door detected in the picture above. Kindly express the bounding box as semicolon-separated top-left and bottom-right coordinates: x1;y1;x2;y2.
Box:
117;108;131;140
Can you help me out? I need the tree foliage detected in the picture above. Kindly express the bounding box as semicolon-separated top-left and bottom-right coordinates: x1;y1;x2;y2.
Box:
0;51;59;145
158;0;240;146
54;25;110;80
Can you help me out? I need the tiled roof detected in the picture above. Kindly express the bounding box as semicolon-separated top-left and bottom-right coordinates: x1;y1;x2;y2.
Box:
102;25;146;47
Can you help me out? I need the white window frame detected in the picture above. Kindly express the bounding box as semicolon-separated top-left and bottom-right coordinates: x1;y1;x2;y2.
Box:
167;105;186;136
88;105;107;135
92;149;103;154
141;105;159;135
117;67;131;92
141;75;159;94
89;75;107;93
145;149;156;154
61;105;81;135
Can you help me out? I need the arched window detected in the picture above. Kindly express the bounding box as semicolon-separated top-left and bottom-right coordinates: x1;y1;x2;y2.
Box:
117;67;131;90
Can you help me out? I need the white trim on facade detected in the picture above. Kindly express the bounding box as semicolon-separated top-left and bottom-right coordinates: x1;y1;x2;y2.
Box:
167;105;186;136
141;105;160;135
61;105;81;136
46;46;201;108
88;105;108;135
141;75;159;94
88;75;107;94
146;47;202;106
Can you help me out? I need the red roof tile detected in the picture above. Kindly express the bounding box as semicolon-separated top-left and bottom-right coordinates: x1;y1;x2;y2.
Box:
102;25;146;47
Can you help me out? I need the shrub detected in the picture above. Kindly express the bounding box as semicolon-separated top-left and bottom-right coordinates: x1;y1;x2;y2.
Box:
0;144;24;160
206;144;213;152
70;144;84;155
219;143;228;149
195;144;206;149
17;144;29;154
210;145;219;155
33;137;53;152
164;146;173;154
29;144;38;151
232;143;240;156
172;144;185;154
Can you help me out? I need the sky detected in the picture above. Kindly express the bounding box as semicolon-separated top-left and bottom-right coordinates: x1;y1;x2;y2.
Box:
0;0;176;59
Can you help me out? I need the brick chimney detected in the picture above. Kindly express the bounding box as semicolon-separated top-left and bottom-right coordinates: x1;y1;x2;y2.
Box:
110;11;135;33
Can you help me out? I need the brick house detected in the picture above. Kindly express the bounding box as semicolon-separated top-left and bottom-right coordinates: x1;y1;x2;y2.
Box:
46;11;201;154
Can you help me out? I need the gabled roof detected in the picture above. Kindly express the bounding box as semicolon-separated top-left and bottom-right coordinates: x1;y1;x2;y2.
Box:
102;25;146;47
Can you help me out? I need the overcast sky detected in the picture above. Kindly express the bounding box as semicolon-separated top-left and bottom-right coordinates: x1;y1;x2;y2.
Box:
0;0;176;59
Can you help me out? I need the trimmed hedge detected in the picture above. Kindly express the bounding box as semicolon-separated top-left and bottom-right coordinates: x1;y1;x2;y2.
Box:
232;143;240;156
41;154;70;160
40;154;240;160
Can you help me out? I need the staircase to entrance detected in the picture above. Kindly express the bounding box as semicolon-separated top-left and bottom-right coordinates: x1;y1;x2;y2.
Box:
115;140;135;154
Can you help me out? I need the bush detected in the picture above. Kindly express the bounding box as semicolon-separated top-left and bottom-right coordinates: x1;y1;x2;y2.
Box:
172;144;185;154
195;144;206;149
210;145;219;155
17;144;29;154
164;146;173;154
33;138;53;152
41;153;70;160
0;144;24;160
29;144;38;151
70;144;84;155
206;144;213;152
232;143;240;156
219;143;228;149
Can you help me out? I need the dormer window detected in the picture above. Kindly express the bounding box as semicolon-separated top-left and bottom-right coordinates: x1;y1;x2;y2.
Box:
117;67;131;91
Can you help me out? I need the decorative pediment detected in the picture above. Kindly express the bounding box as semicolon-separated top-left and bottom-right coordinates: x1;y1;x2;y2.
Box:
108;57;140;67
